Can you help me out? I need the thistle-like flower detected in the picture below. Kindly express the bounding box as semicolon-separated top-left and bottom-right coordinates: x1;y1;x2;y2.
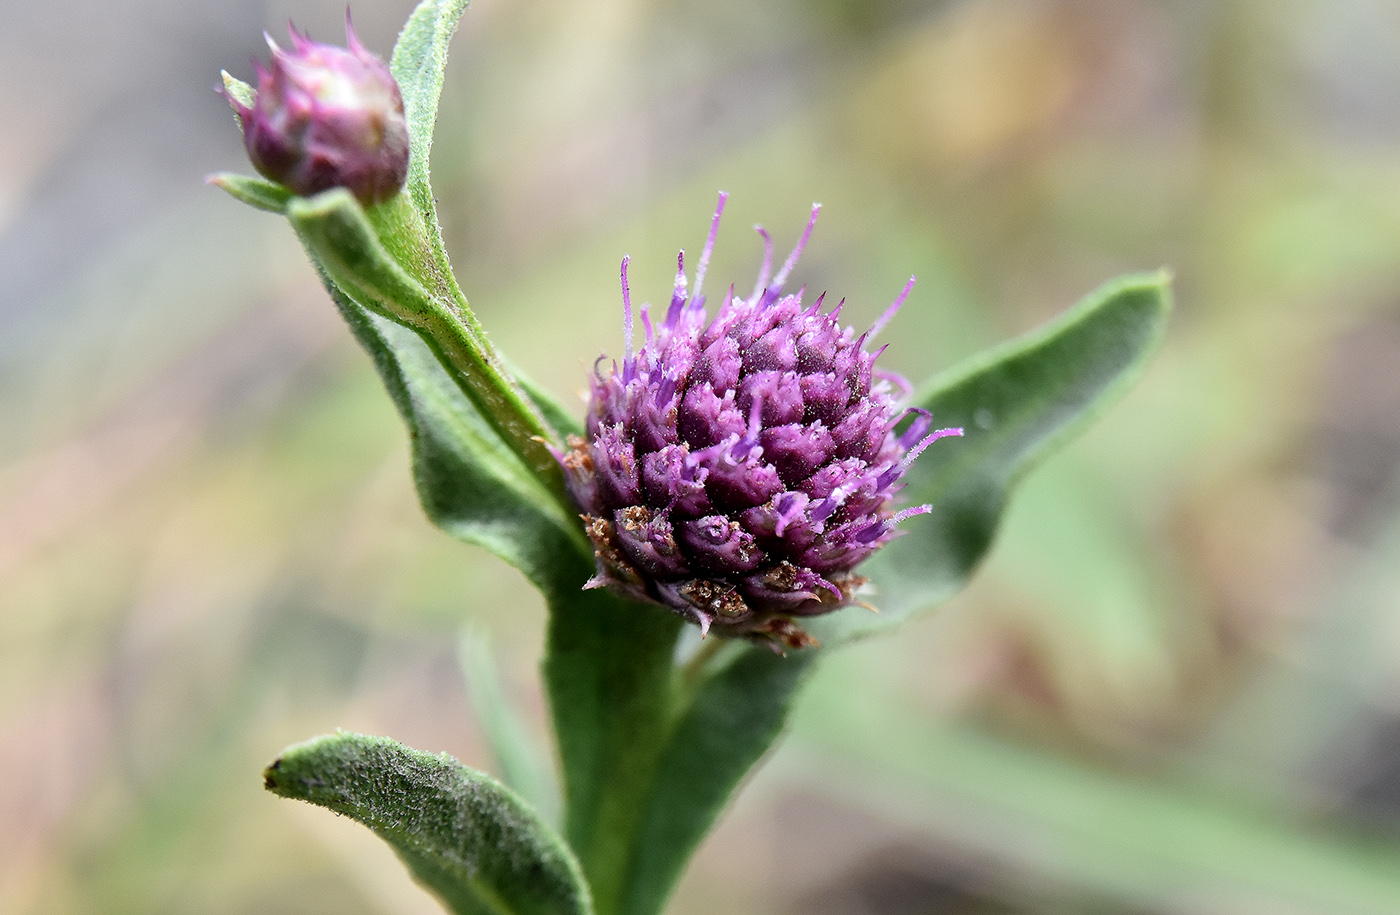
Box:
226;16;409;205
560;194;962;650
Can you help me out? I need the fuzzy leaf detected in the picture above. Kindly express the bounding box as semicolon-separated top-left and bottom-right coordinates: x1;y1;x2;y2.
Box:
264;732;592;915
390;0;470;265
319;270;590;593
812;270;1172;643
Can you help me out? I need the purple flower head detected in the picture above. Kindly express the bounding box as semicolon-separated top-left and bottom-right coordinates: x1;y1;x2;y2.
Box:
226;14;409;205
561;194;963;651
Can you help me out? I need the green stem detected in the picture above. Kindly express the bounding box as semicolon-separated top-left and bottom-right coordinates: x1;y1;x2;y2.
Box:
288;189;570;504
546;592;685;915
679;635;731;693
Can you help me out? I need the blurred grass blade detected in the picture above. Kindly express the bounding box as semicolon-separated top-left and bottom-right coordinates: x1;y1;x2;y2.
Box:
799;708;1400;915
459;630;561;825
264;733;593;915
815;270;1172;643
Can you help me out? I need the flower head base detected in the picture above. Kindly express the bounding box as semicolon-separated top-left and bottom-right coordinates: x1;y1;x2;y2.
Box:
561;195;962;650
227;16;409;206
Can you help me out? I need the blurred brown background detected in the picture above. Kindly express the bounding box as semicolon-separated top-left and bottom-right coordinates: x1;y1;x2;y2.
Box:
8;0;1400;912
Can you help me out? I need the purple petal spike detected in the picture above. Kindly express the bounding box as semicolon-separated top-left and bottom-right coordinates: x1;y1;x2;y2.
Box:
868;275;916;341
693;191;728;301
772;203;820;289
560;195;963;651
224;14;409;205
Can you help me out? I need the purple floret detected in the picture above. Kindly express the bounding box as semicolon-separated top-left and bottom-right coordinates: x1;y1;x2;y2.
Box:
560;194;962;650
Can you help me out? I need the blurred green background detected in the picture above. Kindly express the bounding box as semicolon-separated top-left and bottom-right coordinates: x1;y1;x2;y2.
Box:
8;0;1400;912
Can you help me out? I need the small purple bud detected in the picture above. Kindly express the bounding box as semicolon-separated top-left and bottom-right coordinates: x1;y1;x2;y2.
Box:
562;194;964;650
226;15;409;205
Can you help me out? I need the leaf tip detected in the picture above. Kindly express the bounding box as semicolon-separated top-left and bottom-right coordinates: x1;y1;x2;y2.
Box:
262;756;286;793
1110;267;1173;299
208;172;293;213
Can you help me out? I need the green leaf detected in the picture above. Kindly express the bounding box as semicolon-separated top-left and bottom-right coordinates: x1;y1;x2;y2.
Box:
812;270;1172;643
264;732;593;915
290;188;574;508
205;172;291;213
313;265;588;592
390;0;471;269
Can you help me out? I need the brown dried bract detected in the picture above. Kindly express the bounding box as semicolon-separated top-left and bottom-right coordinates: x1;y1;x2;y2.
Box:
751;616;821;652
679;579;751;621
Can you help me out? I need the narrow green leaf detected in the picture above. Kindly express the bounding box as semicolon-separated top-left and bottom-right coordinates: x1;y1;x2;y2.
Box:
289;189;572;497
812;270;1172;643
382;0;477;320
459;630;561;826
391;0;470;212
205;172;291;213
319;272;590;592
389;0;473;288
264;732;593;915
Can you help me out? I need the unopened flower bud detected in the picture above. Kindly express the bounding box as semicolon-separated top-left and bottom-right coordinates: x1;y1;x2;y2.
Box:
559;195;963;651
226;17;409;205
